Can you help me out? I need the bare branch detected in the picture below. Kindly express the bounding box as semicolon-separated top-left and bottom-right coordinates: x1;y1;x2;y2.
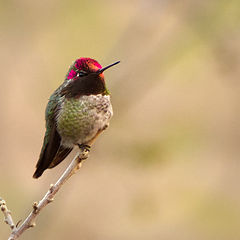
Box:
0;198;16;231
1;148;89;240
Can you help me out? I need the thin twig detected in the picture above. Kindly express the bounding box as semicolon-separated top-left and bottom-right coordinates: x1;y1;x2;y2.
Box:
0;198;16;231
1;148;89;240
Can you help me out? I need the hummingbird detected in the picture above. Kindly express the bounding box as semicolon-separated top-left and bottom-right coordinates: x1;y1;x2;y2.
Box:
33;57;120;178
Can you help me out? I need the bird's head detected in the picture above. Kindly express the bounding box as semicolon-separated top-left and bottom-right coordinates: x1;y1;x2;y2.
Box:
62;58;120;98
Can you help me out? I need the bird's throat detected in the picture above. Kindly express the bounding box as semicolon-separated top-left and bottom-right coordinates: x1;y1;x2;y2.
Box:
61;74;107;98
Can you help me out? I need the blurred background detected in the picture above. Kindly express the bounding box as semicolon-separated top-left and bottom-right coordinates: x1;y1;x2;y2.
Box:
1;0;240;239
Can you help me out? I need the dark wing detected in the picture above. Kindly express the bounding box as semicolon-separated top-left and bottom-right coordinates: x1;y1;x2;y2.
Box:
48;146;73;169
33;124;60;178
33;92;72;178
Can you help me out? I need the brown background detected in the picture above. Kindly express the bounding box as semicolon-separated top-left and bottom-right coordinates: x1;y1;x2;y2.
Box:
1;0;240;239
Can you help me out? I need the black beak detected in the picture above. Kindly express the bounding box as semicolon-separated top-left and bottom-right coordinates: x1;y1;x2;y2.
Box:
98;61;120;74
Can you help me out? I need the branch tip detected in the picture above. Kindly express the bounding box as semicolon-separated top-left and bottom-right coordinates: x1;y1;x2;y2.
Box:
0;198;16;232
1;205;6;211
16;220;22;228
47;198;54;203
32;202;39;213
29;222;36;228
49;184;55;193
3;151;89;239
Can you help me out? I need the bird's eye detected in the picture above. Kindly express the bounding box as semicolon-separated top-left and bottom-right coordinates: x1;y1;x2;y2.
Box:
77;70;87;77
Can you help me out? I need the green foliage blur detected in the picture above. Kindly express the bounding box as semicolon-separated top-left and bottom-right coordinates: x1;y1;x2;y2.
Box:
0;0;240;239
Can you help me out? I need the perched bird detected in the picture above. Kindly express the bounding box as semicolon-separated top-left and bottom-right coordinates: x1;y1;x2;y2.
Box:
33;58;120;178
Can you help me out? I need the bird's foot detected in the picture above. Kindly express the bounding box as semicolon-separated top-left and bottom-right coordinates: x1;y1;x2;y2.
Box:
102;123;109;131
78;144;91;152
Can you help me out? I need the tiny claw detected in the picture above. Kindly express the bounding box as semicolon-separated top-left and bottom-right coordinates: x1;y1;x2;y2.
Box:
78;144;91;152
102;124;109;130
